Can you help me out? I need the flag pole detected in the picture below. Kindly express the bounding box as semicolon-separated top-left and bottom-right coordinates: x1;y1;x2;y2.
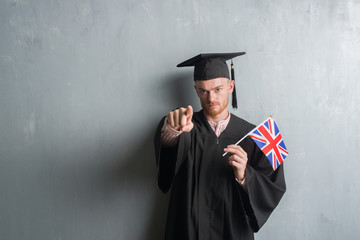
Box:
222;133;250;157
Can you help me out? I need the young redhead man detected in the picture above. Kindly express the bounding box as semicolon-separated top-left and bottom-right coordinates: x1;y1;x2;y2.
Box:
154;52;286;240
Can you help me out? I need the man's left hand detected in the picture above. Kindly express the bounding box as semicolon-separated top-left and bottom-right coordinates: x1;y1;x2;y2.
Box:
224;145;248;181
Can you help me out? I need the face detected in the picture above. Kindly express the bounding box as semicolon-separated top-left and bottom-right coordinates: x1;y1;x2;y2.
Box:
194;77;234;121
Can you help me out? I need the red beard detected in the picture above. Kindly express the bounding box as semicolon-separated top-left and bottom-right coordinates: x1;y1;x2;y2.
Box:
203;101;227;116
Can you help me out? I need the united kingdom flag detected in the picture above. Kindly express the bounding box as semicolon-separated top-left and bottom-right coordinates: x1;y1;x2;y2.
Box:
249;117;288;171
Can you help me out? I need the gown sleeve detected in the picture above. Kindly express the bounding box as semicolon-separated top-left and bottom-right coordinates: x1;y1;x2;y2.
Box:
238;137;286;232
154;117;191;193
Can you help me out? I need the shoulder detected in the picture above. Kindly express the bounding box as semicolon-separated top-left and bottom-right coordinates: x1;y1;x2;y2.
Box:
230;114;256;132
192;110;206;123
190;110;216;135
193;110;202;120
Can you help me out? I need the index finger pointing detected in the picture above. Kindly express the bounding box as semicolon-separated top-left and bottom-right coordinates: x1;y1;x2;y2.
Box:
186;105;193;117
186;105;193;122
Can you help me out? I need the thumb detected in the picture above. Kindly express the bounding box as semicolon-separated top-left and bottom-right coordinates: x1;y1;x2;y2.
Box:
181;121;194;132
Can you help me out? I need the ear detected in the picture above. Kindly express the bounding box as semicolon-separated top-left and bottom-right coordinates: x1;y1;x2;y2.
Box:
228;80;235;94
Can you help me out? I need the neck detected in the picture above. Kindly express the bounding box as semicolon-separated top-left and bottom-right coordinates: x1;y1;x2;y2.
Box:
203;109;230;123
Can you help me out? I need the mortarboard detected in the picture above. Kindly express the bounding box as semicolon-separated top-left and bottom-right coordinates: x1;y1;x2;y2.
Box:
177;52;246;109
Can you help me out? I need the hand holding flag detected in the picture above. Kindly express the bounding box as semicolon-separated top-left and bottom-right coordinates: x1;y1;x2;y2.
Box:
223;116;288;171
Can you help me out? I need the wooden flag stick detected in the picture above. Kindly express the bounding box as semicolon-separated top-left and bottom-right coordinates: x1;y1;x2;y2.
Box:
222;133;250;157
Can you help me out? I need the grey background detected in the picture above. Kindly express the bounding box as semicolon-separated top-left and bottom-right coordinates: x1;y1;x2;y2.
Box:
1;0;359;239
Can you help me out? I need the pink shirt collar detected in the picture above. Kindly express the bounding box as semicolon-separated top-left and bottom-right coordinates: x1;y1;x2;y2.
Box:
207;112;231;137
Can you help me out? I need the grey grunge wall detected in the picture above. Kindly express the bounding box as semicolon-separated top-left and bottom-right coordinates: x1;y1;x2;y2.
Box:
1;0;360;239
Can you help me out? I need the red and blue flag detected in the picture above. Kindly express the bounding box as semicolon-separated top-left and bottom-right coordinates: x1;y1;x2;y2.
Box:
249;117;288;171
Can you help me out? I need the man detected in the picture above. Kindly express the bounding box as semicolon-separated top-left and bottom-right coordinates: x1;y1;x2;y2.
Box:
154;52;286;240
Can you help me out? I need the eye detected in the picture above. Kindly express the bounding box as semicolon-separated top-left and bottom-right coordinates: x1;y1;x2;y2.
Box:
215;88;222;93
200;90;208;95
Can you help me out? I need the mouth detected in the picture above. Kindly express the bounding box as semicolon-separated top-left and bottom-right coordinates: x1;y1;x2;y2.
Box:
208;102;219;108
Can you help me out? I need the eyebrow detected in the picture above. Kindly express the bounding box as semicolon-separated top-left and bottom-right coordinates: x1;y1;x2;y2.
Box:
198;85;224;91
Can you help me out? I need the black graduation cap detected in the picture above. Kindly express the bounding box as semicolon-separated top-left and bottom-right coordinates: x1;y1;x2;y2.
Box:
177;52;246;109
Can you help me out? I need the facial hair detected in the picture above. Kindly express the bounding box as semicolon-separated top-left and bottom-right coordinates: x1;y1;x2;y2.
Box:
202;96;229;116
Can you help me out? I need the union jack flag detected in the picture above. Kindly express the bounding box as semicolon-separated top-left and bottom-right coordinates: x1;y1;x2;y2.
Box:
249;117;288;171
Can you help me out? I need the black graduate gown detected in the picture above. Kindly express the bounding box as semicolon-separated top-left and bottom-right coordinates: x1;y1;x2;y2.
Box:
154;110;286;240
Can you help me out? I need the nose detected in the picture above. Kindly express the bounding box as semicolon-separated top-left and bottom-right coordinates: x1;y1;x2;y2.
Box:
208;91;216;102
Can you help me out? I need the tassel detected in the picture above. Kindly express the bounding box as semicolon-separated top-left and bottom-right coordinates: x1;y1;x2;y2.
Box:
231;60;238;109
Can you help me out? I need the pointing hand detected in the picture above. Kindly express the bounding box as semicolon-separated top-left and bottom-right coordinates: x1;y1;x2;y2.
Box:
167;105;194;132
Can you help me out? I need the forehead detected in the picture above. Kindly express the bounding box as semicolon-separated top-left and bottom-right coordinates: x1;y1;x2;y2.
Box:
195;77;229;89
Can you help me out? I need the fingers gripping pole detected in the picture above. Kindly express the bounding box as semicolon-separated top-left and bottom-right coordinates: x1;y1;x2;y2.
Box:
222;133;250;157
